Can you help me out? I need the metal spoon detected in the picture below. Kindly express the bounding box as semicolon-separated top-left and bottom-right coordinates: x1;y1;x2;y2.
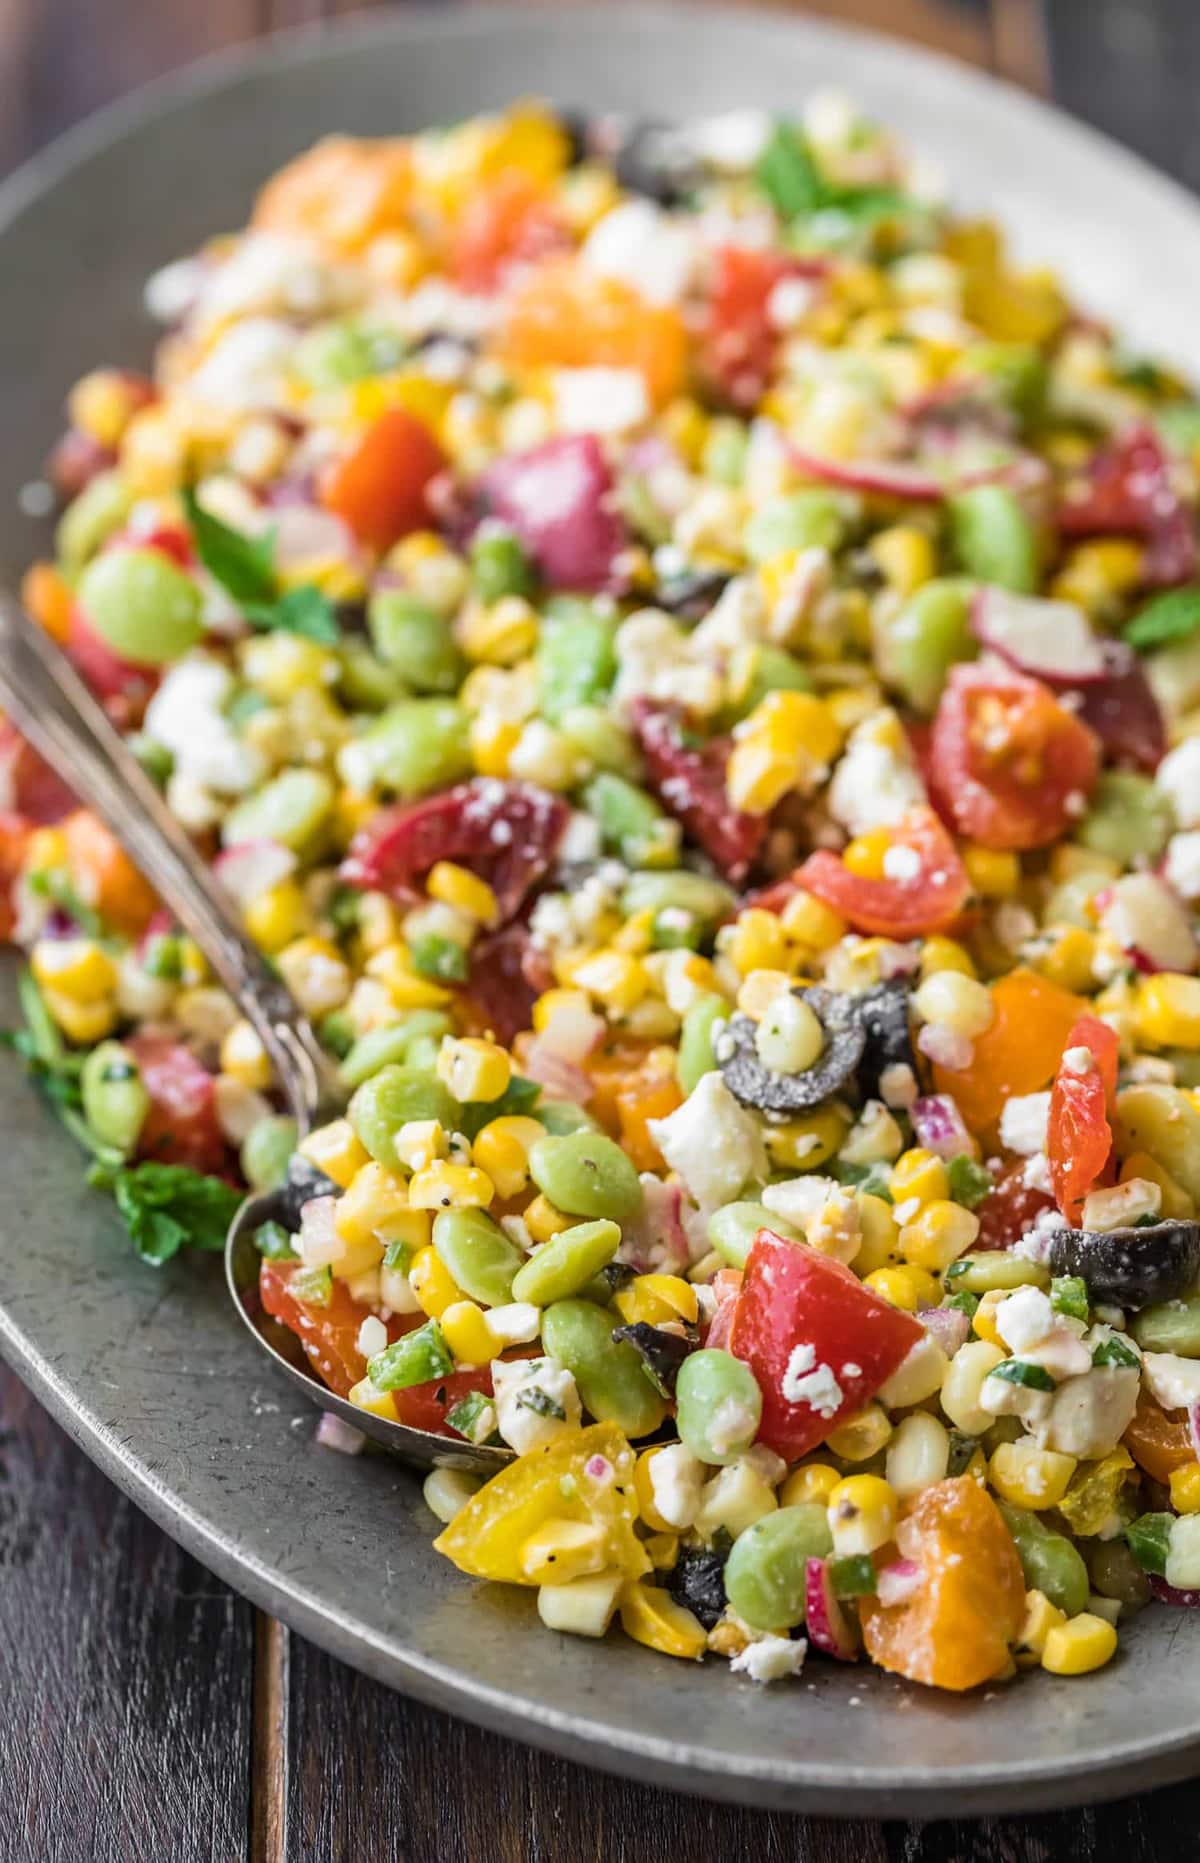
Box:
0;598;509;1472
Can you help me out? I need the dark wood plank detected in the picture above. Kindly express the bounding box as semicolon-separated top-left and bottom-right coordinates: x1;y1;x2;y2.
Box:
0;1365;256;1863
1046;0;1200;193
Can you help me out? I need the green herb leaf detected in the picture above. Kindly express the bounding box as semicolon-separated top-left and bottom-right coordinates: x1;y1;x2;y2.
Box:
409;932;470;984
832;1159;893;1202
516;1385;567;1421
26;867;106;938
1092;1334;1141;1370
290;1263;334;1307
87;1159;241;1266
382;1238;415;1272
183;486;277;605
988;1358;1055;1392
457;1074;541;1141
946;1154;993;1210
945;1288;980;1320
446;1389;496;1442
946;1428;981;1476
246;582;340;645
1125;586;1200;651
754;122;829;220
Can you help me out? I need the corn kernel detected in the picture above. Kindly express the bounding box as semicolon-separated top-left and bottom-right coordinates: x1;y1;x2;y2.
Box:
869;524;935;595
356;892;403;956
1136;972;1200;1049
1041;1612;1118;1676
408;1161;495;1210
1169;1463;1200;1514
918;936;976;980
961;844;1020;899
30;938;118;1003
780;1463;841;1507
913;970;994;1040
843;829;893;881
900;1199;981;1273
365;942;453;1008
276;935;352;1018
470;712;520;778
334;1161;412;1249
763;1106;849;1172
1017;1589;1068;1661
854;1195;902;1276
721;908;788;978
520;1518;610;1585
826;1404;893;1463
735;967;794;1020
441;1299;502;1367
436;1035;513;1104
863;1265;941;1312
618;1581;707;1660
408;1244;464;1318
989;1439;1077;1511
1031;924;1099;994
244;879;312;953
458;593;539;665
524;1194;570;1243
570;949;650;1013
889;1148;951;1206
827;1474;897;1555
635;1446;679;1534
347;1378;400;1421
40;990;117;1044
614;1274;698;1328
425;861;499;927
507;719;581;791
218;1018;272;1090
394;1120;448;1173
644;1533;680;1572
780;889;847;951
970;1288;1007;1347
297;1119;370;1190
472;1115;544;1199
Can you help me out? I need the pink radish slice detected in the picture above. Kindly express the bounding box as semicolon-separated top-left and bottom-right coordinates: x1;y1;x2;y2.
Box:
1188;1400;1200;1461
971;586;1107;684
1070;642;1167;774
804;1558;859;1661
786;444;944;502
876;1559;922;1608
214;839;297;906
1149;1576;1200;1608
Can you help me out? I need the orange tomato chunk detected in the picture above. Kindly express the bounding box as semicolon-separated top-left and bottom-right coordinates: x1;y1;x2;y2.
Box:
932;966;1086;1134
499;258;687;406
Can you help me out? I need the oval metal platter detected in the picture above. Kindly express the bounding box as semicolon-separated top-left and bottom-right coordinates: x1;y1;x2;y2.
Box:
3;7;1200;1815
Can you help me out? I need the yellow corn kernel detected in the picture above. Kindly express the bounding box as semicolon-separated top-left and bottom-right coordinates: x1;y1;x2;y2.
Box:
890;1148;951;1206
1041;1613;1118;1677
440;1299;501;1367
635;1446;679;1533
218;1017;272;1090
570;950;650;1013
644;1532;680;1572
918;936;976;980
1136;973;1200;1049
614;1274;698;1328
735;968;794;1020
970;1288;1007;1347
408;1162;495;1210
68;368;148;448
962;844;1020;899
24;825;70;872
120;405;186;494
989;1439;1077;1511
1119;1151;1194;1220
780;889;847;952
1050;539;1144;610
721;908;788;978
408;1244;464;1319
1017;1588;1068;1662
40;990;116;1044
334;1161;412;1248
725;736;800;815
458;594;539;666
355;893;403;957
244;879;312;953
297;1119;370;1190
618;1581;707;1660
763;1105;850;1172
780;1463;841;1508
826;1404;893;1463
523;1194;570;1244
1169;1463;1200;1514
507;720;582;791
900;1199;981;1274
661;396;709;466
472;1115;544;1199
863;1265;941;1312
1031;924;1099;994
531;987;592;1035
436;1035;513;1104
827;1474;898;1555
520;1518;610;1586
868;524;936;595
843;829;892;881
469;712;520;778
30;938;118;1003
365;942;453;1009
276;935;351;1018
425;861;498;927
347;1378;400;1421
854;1195;902;1277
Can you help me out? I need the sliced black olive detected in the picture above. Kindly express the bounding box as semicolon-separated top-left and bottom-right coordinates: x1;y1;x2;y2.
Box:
853;979;916;1102
278;1155;340;1231
599;1260;636;1296
611;1321;693;1397
667;1548;727;1629
654;566;733;621
716;986;865;1116
1048;1220;1200;1311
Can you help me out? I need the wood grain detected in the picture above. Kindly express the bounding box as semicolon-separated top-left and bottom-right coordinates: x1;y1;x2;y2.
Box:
0;1366;255;1863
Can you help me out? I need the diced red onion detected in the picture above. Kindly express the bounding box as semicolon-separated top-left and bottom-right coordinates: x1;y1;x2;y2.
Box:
214;838;297;906
520;1038;593;1103
316;1411;366;1456
918;1304;971;1358
911;1093;973;1159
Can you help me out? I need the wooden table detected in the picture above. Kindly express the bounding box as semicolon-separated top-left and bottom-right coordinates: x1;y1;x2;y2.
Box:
3;2;1200;1856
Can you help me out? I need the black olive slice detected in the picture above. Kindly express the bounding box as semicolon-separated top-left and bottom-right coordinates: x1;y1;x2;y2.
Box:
610;1321;693;1396
1048;1220;1200;1311
667;1547;728;1629
279;1154;340;1231
854;979;916;1101
654;566;734;620
716;986;865;1116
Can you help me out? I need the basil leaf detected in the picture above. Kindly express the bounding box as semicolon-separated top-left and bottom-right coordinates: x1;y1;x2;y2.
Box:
1125;586;1200;651
1092;1334;1141;1370
246;582;340;645
754;122;828;220
946;1154;994;1210
183;486;276;605
988;1358;1055;1392
87;1159;241;1265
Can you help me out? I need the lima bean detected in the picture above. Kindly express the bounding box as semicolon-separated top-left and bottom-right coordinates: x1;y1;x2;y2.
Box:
511;1219;621;1306
708;1201;802;1270
222;768;334;852
80;1040;150;1153
529;1131;643;1222
723;1505;833;1632
997;1502;1089;1616
674;1349;763;1465
348;1065;458;1171
339;1012;452;1088
540;1298;666;1437
1116;1085;1200;1203
1078;771;1172;865
433;1208;524;1307
873;578;975;716
948;484;1039;592
241;1114;299;1192
338;699;471;797
76;547;203;665
1131;1292;1200;1358
676;994;729;1096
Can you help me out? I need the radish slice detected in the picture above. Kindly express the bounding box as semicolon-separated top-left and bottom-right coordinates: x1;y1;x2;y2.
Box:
804;1558;859;1662
215;838;297;906
787;445;943;501
1150;1576;1200;1608
1187;1401;1200;1461
971;587;1107;684
876;1558;922;1608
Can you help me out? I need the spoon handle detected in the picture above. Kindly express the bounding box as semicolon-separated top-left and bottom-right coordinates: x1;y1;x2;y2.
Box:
0;597;337;1132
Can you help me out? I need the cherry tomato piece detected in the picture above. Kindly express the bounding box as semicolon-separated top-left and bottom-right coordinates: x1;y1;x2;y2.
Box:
700;247;825;410
451;171;566;292
929;664;1101;851
1047;1014;1119;1224
932;967;1087;1135
1058;422;1196;588
259;1257;426;1400
797;807;970;939
128;1034;226;1176
974;1161;1055;1252
631;700;766;884
321;408;445;553
1123;1390;1197;1483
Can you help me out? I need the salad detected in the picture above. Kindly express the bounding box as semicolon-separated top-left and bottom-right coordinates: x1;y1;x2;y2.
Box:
7;95;1200;1694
